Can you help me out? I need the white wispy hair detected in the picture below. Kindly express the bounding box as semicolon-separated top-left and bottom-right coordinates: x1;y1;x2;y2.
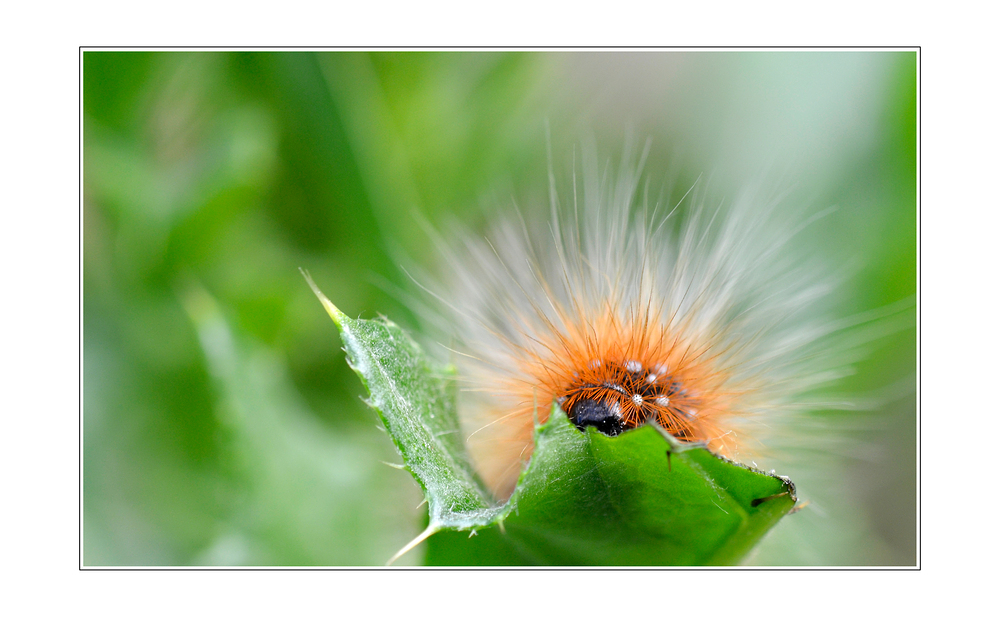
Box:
419;137;866;497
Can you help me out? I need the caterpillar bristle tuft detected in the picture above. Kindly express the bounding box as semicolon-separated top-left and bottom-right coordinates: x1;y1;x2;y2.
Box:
422;140;842;499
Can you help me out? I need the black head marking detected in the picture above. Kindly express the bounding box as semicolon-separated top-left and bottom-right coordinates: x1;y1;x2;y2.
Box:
570;397;626;436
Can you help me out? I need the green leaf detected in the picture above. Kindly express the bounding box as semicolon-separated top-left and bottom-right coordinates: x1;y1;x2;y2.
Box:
306;274;797;565
304;273;501;534
427;407;796;565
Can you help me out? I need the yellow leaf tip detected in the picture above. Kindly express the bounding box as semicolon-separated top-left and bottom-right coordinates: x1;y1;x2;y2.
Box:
386;525;439;566
300;268;346;326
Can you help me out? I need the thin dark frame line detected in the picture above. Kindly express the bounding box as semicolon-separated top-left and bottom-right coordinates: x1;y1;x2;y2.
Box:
78;46;920;571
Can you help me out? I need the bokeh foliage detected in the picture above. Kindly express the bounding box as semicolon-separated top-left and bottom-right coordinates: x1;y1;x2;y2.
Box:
83;51;916;565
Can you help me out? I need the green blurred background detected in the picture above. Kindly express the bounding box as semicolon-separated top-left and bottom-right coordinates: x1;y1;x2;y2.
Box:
83;51;916;566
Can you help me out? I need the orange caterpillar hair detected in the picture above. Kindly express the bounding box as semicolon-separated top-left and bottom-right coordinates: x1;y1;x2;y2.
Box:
424;140;835;498
515;307;736;448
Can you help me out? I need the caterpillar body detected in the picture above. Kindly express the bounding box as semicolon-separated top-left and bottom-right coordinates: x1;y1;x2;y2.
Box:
423;140;838;499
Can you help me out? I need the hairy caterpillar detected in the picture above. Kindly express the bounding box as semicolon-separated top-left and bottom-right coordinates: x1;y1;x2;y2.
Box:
420;138;843;500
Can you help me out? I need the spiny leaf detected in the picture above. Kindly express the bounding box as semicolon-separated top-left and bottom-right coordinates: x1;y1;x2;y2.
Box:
307;274;797;565
305;271;501;533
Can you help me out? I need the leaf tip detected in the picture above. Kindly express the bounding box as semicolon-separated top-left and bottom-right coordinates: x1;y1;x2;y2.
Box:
387;525;439;566
300;268;347;327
